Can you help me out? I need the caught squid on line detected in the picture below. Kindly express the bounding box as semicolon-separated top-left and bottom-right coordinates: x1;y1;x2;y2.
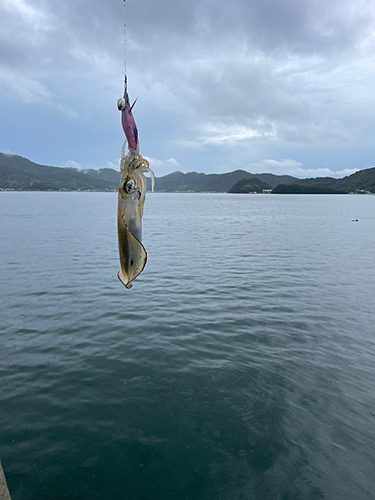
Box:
117;84;154;289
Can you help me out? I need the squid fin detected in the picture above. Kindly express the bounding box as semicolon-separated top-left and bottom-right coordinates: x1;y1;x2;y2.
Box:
118;226;147;289
130;98;138;113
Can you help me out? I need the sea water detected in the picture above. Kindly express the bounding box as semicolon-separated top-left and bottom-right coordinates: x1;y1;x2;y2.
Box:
1;192;375;500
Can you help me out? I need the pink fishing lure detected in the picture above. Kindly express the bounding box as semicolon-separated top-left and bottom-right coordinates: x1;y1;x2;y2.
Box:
117;92;139;154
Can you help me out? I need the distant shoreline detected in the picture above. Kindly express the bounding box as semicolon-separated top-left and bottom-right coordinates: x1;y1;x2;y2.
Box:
1;189;373;195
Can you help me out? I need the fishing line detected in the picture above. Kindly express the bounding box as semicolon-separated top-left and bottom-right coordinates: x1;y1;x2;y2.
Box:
123;0;127;93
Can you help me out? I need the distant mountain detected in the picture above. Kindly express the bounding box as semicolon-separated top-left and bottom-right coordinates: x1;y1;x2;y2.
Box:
331;167;375;193
229;178;272;193
0;153;297;192
152;171;208;192
281;167;375;194
152;170;296;192
2;152;374;194
0;153;118;191
80;168;120;184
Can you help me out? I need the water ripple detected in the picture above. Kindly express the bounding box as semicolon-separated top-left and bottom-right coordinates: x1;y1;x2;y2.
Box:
1;192;375;500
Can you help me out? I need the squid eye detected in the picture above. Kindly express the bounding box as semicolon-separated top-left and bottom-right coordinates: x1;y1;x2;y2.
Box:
125;179;136;193
117;98;126;111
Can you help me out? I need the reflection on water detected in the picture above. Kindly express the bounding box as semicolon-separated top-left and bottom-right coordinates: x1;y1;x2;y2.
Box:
1;192;375;499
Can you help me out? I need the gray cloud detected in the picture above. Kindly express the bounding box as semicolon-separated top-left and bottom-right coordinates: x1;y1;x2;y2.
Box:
1;0;375;175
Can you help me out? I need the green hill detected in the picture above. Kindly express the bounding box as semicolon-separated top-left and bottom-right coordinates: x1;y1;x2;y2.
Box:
0;153;118;191
152;170;296;192
80;168;121;184
280;167;375;193
336;167;375;192
228;178;272;193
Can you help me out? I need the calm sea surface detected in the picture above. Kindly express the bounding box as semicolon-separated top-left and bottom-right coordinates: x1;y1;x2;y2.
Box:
1;192;375;500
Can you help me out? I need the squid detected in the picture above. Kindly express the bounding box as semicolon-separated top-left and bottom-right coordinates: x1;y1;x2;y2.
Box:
117;88;154;289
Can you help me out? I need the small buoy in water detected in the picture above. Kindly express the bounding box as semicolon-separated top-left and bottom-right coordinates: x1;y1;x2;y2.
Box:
352;219;359;222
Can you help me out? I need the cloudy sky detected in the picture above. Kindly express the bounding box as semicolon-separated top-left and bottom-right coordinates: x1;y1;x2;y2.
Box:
1;0;375;178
